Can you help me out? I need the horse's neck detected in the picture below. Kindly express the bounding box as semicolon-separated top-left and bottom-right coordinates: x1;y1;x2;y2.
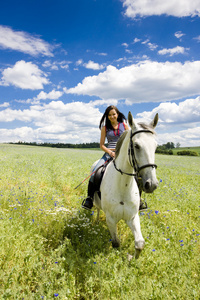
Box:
115;133;134;176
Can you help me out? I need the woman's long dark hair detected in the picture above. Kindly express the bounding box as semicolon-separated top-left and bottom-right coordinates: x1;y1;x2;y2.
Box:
99;105;127;130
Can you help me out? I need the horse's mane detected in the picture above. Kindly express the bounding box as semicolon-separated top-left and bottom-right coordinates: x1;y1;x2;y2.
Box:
115;123;155;159
115;130;128;159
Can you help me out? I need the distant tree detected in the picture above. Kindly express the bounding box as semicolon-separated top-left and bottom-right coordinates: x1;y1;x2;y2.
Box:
165;142;175;149
176;142;181;148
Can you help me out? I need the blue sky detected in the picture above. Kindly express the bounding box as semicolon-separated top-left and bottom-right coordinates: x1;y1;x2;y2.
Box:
0;0;200;146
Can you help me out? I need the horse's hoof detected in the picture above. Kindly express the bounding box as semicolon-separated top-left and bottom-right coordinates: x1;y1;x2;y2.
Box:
135;248;142;259
112;240;120;248
135;240;145;250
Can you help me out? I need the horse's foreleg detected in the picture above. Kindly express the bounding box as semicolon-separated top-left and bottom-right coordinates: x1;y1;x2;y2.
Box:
106;214;120;248
126;213;145;259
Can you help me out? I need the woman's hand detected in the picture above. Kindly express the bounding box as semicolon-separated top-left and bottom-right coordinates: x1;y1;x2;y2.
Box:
109;151;115;158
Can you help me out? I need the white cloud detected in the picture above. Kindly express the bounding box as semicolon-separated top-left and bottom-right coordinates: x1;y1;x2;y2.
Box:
135;96;200;146
83;60;105;70
141;39;158;50
122;0;200;18
96;52;107;56
157;127;200;147
0;99;199;146
0;102;10;108
175;31;185;39
36;89;63;101
0;25;53;56
42;60;59;70
141;39;149;45
66;60;200;103
125;49;133;54
89;99;119;107
133;38;141;43
158;46;187;56
76;59;84;66
136;96;200;124
42;60;70;70
0;60;49;90
194;35;200;42
0;101;102;143
147;42;158;51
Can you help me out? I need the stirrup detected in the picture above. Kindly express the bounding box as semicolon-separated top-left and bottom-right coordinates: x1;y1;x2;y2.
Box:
82;197;93;210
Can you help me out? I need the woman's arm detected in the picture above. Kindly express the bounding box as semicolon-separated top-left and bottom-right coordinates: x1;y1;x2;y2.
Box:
124;123;129;130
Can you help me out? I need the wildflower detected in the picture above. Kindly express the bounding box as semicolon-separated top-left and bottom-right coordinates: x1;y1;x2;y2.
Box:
155;210;159;214
179;240;183;242
152;249;155;252
94;262;97;264
166;238;170;241
54;293;59;297
159;179;162;182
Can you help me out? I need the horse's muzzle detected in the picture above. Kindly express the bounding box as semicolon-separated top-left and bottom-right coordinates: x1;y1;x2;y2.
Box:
143;178;158;193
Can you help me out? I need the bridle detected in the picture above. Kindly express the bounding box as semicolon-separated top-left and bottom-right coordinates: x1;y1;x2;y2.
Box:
113;129;157;177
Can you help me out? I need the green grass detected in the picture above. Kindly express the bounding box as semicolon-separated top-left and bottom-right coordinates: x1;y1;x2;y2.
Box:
0;144;199;299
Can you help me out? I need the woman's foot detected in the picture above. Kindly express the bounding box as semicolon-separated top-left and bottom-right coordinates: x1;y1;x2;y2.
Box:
82;197;93;210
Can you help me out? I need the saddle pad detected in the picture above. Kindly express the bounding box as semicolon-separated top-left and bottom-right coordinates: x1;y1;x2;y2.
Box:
93;158;112;192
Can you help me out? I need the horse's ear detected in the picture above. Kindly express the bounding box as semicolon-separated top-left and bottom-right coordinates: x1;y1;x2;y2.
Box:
128;111;137;130
150;113;159;128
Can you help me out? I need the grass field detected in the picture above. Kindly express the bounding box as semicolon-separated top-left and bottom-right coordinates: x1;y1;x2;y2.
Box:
0;144;199;299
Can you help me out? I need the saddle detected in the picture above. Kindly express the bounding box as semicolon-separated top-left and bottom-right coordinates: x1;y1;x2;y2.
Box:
93;158;112;195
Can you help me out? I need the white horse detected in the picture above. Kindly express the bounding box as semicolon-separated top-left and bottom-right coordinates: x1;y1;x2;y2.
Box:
93;112;159;258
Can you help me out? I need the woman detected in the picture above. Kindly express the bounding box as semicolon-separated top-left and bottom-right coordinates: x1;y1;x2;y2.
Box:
82;105;129;210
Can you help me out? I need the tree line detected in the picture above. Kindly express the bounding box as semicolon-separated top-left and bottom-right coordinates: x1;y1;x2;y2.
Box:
156;142;178;155
10;141;100;149
11;141;180;151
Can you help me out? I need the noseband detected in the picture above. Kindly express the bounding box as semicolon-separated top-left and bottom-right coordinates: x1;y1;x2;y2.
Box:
113;129;157;177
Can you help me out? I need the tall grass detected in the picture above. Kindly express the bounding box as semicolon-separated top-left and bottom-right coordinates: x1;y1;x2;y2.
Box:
0;144;199;299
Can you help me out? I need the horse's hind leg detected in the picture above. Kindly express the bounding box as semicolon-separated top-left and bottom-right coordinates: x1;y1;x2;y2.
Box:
126;213;145;259
106;214;120;248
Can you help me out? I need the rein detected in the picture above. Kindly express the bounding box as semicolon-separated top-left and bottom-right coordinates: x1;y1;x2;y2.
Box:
113;129;157;177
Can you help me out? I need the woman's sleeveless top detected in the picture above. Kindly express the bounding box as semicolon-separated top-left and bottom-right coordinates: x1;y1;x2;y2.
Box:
106;122;126;149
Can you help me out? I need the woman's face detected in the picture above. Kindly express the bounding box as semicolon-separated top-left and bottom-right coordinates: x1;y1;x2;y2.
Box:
108;109;118;123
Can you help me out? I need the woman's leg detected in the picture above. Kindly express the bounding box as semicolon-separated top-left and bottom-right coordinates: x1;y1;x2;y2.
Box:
82;153;110;210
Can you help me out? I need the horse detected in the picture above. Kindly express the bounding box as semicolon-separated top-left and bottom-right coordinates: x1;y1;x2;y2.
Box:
92;111;159;259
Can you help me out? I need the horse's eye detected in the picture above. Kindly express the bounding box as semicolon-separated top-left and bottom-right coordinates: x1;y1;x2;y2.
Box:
134;143;140;150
